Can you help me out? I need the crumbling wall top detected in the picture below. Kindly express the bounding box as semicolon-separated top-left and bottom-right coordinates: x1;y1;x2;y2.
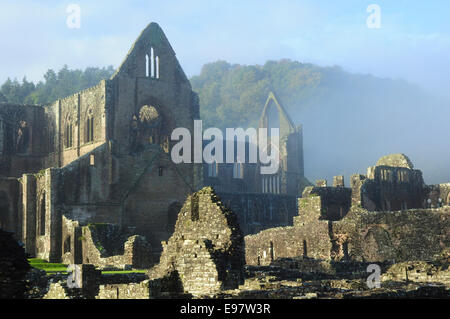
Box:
376;153;414;169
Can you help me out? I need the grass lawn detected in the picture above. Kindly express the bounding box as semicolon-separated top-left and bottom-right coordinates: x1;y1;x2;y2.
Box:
28;258;147;275
28;258;68;274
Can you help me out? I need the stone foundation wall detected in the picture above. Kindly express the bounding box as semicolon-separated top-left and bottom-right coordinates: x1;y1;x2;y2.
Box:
245;222;331;266
80;223;152;269
381;259;450;284
245;207;450;265
96;281;151;299
333;207;450;262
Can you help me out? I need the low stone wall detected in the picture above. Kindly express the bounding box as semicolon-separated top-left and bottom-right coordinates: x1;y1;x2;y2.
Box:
381;259;450;284
96;281;150;299
245;207;450;265
41;268;186;299
81;224;152;269
426;183;450;207
245;222;331;266
334;207;450;262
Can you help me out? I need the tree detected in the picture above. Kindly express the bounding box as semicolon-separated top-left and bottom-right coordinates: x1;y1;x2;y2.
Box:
0;66;115;105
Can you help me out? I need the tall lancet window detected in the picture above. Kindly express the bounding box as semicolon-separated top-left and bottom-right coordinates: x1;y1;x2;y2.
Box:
155;55;160;79
145;54;150;77
150;47;155;77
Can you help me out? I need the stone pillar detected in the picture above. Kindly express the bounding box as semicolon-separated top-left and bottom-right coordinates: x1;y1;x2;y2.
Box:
21;174;37;256
333;175;345;187
316;179;327;187
48;168;62;262
350;174;366;208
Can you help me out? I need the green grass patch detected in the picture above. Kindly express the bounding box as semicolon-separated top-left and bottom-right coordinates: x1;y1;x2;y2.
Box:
28;259;147;275
28;258;68;273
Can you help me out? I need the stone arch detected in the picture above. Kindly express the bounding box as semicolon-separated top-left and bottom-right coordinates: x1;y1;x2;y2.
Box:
84;108;94;143
130;103;171;153
259;92;297;138
0;191;10;230
362;226;394;262
16;120;30;154
64;114;74;148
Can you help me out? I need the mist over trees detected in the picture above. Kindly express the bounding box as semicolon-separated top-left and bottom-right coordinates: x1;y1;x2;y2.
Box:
1;60;448;185
191;60;450;185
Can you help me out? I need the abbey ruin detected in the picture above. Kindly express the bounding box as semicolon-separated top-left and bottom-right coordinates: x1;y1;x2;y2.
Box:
0;23;449;299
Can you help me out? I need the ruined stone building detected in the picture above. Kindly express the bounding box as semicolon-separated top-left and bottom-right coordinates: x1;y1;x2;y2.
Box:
149;187;245;296
202;92;310;234
1;22;447;272
1;21;449;300
0;23;307;266
246;154;450;266
202;92;306;195
0;23;200;263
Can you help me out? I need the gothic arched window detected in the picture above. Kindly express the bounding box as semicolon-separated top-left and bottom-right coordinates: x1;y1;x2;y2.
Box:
85;111;94;143
65;123;73;148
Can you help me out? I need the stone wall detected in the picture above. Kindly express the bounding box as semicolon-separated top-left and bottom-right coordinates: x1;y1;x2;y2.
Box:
381;259;450;284
245;206;450;265
33;168;61;262
298;185;352;221
352;154;426;211
425;183;450;208
41;265;183;299
96;281;151;299
0;177;19;235
149;187;245;296
0;228;31;298
0;103;46;177
80;223;152;269
333;207;450;262
245;222;331;266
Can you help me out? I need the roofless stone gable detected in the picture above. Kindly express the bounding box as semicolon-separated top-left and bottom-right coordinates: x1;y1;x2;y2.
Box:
148;187;245;296
111;22;189;84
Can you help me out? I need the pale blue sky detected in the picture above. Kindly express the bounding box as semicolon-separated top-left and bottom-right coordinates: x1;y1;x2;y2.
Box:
1;0;449;97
